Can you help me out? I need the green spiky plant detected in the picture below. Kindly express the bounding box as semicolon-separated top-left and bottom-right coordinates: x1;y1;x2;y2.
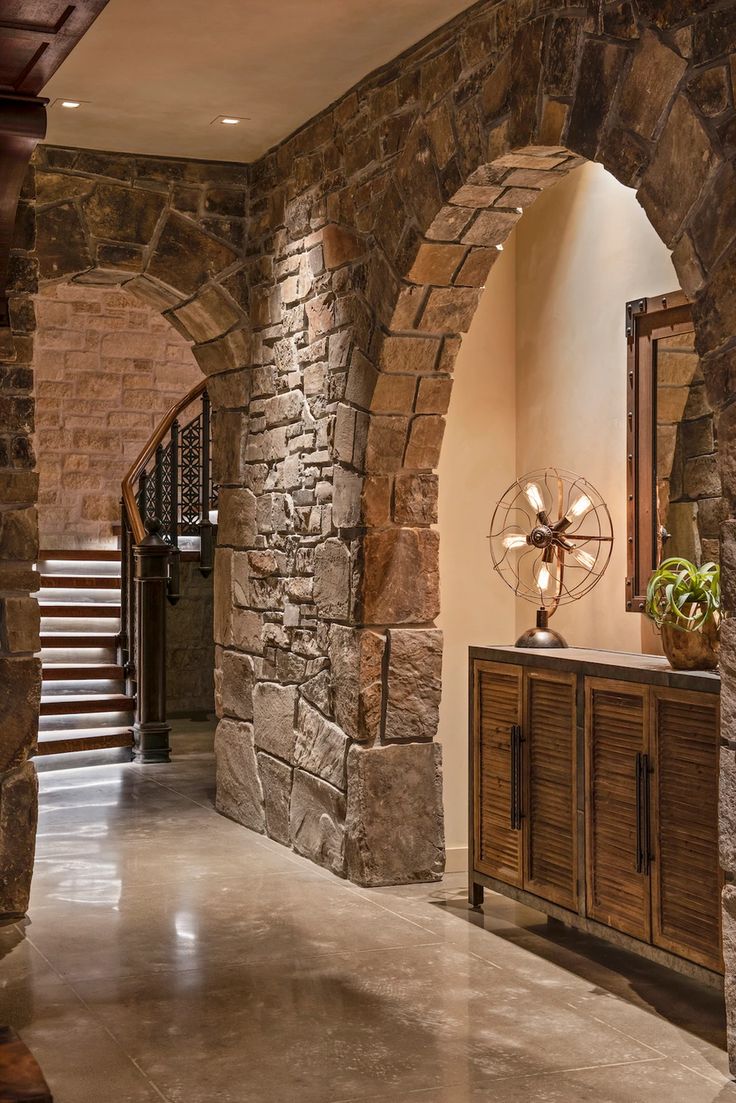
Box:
645;557;721;632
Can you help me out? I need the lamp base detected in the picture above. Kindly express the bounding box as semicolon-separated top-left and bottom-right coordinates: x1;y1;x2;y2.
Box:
515;625;568;648
515;607;568;649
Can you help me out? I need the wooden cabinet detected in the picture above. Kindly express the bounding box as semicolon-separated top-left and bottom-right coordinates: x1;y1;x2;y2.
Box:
472;661;577;909
470;647;722;980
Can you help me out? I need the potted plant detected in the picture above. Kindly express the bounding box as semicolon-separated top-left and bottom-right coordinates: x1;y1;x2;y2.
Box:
645;557;720;671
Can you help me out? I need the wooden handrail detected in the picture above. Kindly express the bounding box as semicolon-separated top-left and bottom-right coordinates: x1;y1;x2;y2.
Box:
122;378;207;544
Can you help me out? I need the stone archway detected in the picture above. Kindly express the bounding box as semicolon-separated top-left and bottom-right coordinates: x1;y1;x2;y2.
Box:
5;9;736;1061
330;3;736;1057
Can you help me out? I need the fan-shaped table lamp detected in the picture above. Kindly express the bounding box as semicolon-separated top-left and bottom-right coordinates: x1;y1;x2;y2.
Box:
489;467;614;647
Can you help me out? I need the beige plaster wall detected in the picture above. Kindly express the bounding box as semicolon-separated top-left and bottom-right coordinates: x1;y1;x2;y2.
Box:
438;162;678;858
437;236;518;869
515;162;678;649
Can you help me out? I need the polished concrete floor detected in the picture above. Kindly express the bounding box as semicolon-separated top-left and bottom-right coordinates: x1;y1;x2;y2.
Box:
2;723;735;1102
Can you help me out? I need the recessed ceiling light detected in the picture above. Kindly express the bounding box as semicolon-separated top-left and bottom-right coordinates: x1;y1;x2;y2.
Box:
211;114;249;127
61;100;81;109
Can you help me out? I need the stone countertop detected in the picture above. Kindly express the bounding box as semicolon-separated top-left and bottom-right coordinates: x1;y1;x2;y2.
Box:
469;645;720;695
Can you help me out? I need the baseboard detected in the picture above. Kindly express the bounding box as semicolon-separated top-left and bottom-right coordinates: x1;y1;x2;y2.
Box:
445;846;468;874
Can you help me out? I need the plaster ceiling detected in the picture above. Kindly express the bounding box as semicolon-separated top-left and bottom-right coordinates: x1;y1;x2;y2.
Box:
42;0;475;163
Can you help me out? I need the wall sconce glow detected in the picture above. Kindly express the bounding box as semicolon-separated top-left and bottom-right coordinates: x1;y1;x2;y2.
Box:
61;100;81;109
221;117;239;125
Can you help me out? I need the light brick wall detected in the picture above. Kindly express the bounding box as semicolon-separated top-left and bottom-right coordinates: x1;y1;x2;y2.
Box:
34;282;201;549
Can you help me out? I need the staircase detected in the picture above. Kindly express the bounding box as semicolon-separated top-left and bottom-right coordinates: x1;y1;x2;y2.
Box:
37;549;135;755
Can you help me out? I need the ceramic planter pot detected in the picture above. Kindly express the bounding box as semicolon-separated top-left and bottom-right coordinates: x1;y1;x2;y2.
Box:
660;615;719;671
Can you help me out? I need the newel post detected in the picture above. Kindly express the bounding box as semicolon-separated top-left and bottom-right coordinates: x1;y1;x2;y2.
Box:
132;519;171;763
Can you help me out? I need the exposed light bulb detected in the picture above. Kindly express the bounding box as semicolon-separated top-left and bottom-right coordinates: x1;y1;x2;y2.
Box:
502;533;528;550
570;546;596;571
567;493;591;520
61;100;81;109
536;562;553;592
524;482;545;514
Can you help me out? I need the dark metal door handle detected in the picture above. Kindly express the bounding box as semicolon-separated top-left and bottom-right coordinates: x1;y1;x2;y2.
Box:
635;752;644;873
641;752;651;875
510;726;517;830
510;725;523;831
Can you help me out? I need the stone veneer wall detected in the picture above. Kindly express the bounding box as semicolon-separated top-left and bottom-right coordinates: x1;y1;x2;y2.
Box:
34;282;201;549
10;5;736;1063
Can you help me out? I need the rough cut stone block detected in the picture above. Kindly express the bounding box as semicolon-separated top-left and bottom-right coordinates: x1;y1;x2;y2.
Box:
217;487;257;546
419;287;482;334
290;769;346;877
617;30;688;141
362;528;440;624
329;625;385;743
257;752;292;844
214;647;254;721
566;39;627;161
36;202;91;280
171;284;243;343
215;719;265;833
0;762;38;919
313;538;350;620
394;473;439;525
385;629;443;743
0;597;39;653
322;224;364;269
722;886;736;1070
0;656;40;771
345;742;445;886
295;698;349;788
0;474;38;510
253;682;297;762
148;212;238;295
0;507;38;560
403;415;445;470
212;410;247;484
332;468;363;528
193;327;251;377
84;183;166;244
639;95;716;247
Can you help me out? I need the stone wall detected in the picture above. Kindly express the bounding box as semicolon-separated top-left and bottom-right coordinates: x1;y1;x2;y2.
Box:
34;282;200;549
18;9;736;1058
0;159;40;919
167;559;215;717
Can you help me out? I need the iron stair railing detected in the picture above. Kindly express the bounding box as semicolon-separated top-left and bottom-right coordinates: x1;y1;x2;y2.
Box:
120;380;216;762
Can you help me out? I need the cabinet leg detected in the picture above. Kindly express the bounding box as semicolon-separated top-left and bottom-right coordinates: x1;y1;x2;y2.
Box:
469;880;484;908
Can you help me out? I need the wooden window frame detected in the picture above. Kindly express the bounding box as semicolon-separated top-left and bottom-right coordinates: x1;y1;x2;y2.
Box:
625;290;693;612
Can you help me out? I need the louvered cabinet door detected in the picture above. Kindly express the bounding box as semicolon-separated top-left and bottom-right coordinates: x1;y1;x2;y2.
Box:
523;670;578;910
650;689;723;972
473;660;523;887
585;679;651;941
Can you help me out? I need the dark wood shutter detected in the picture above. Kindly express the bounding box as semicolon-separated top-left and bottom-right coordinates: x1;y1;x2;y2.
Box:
650;689;723;972
523;670;578;910
473;660;523;887
585;679;650;941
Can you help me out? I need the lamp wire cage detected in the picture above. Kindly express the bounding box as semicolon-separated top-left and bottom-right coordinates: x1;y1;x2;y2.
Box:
489;467;614;647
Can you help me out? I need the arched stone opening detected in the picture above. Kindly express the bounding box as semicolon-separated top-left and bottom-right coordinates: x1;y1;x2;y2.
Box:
31;146;254;743
325;6;736;1056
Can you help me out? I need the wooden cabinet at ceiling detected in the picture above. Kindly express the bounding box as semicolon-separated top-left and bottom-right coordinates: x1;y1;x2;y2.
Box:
469;646;722;983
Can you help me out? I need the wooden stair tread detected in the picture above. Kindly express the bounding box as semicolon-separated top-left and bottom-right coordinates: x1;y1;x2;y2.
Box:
39;574;121;588
42;663;123;680
39;603;121;617
36;727;133;755
40;693;135;716
40;631;118;646
39;548;120;560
